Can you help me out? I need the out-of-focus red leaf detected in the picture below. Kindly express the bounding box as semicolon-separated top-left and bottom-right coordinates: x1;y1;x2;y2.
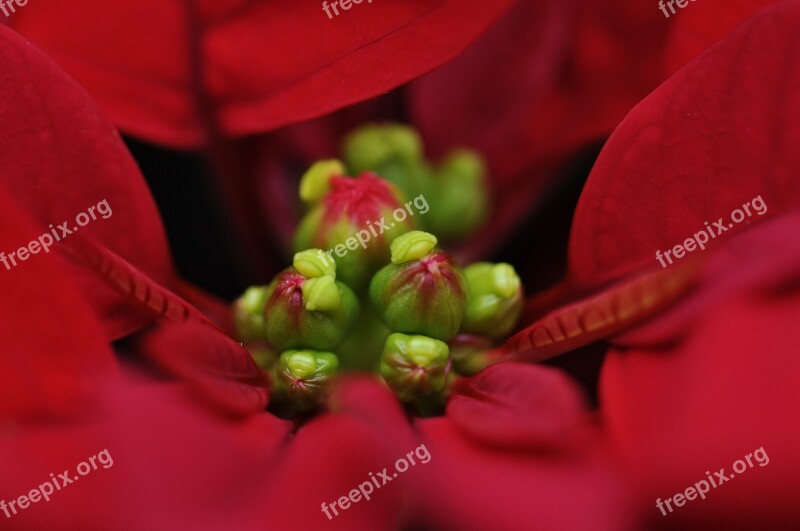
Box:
258;380;418;530
665;0;778;74
414;417;634;531
138;322;270;417
0;25;176;339
0;187;118;420
600;212;800;529
567;1;800;290
12;0;511;148
0;379;291;530
409;0;669;257
447;363;588;451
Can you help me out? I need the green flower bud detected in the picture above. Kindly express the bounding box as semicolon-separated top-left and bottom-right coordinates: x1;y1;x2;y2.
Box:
369;232;467;341
461;262;523;338
233;286;269;343
380;333;450;402
273;350;339;412
390;230;438;264
294;172;413;291
344;124;421;167
425;149;489;240
301;276;341;312
264;268;359;351
293;249;336;279
299;159;346;204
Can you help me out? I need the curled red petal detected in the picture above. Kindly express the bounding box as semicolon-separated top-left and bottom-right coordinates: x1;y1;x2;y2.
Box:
138;321;270;418
447;362;589;451
505;262;697;362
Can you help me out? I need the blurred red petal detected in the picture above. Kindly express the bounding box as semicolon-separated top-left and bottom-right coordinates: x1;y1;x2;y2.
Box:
0;25;176;339
447;362;589;451
665;0;778;73
258;384;418;530
600;213;800;529
0;379;291;530
138;321;270;417
415;417;635;531
0;187;118;420
13;0;511;148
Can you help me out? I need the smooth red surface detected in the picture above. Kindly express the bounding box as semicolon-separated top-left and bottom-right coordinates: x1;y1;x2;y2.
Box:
12;0;511;148
568;1;800;290
600;213;800;529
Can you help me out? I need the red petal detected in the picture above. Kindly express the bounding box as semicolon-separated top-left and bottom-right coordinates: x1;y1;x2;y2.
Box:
138;321;270;417
0;188;118;419
258;387;417;530
0;25;176;339
13;0;511;147
414;417;635;531
505;262;697;362
665;0;778;73
0;380;291;529
600;213;800;528
568;2;800;290
447;362;589;451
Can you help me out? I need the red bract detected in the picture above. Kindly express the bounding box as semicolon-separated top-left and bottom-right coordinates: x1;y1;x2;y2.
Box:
11;0;511;147
505;0;800;363
600;213;800;529
0;26;174;339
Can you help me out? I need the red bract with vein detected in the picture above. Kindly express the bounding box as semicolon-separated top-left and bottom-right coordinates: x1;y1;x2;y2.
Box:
0;25;175;340
11;0;511;147
503;0;800;365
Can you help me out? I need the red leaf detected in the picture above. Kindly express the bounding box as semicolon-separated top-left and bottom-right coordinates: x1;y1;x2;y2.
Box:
447;362;589;451
504;262;697;362
0;380;291;530
664;0;779;74
414;417;635;531
0;25;176;339
600;212;800;528
138;321;270;417
13;0;512;148
0;187;118;420
567;1;800;290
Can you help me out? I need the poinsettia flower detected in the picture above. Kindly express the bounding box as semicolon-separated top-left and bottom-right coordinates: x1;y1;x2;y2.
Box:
0;18;629;531
2;1;799;530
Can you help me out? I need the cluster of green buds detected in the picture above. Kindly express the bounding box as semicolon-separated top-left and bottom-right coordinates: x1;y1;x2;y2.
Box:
343;123;489;241
233;123;523;416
